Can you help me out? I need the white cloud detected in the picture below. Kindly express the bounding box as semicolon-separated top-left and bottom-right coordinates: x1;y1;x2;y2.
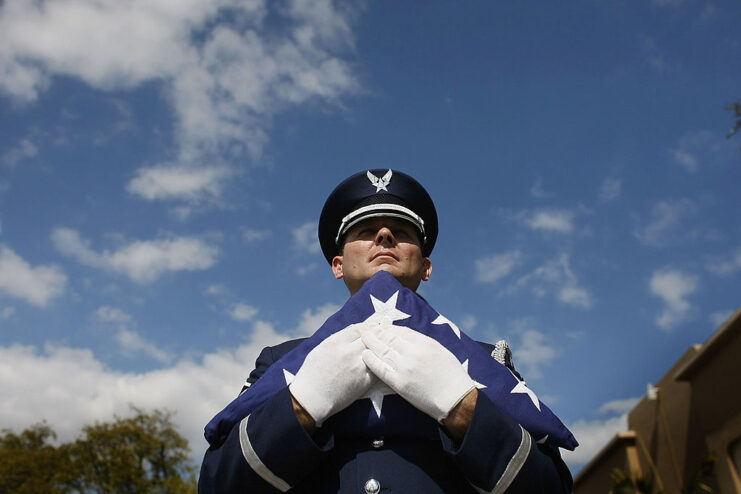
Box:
0;302;338;457
0;0;361;201
671;130;732;173
1;306;15;319
510;329;557;380
204;283;229;297
0;244;66;306
558;285;592;308
115;328;173;364
92;306;172;363
230;302;258;322
460;314;478;331
242;228;271;243
127;165;233;202
296;263;319;277
562;395;640;468
1;137;38;167
706;248;741;277
597;396;641;416
292;221;320;255
93;305;132;324
52;227;219;284
641;37;672;73
633;199;696;247
598;177;622;202
649;268;698;330
709;310;733;328
529;178;552;199
508;253;593;309
562;414;628;468
525;209;575;234
475;250;522;284
295;303;342;336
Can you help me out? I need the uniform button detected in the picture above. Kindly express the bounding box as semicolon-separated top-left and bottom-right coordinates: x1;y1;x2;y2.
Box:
371;438;384;448
364;478;380;494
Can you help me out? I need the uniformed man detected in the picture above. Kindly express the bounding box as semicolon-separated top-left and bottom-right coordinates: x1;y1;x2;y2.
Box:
199;169;574;493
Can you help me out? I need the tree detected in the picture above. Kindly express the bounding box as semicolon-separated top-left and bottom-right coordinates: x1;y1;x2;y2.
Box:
0;422;77;493
726;102;741;142
0;408;197;494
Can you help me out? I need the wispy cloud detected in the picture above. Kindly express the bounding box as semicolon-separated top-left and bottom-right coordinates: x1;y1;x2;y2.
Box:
597;396;641;416
508;325;557;380
525;209;575;234
670;130;730;173
230;302;259;322
295;303;342;336
475;250;522;284
93;306;172;363
706;248;741;277
0;137;38;167
562;396;640;468
709;310;733;328
529;178;553;199
641;37;672;73
633;199;697;247
0;0;361;201
292;221;320;255
507;253;593;309
127;165;233;202
0;321;291;454
115;328;173;364
0;245;66;306
649;268;698;330
598;177;622;203
51;228;219;284
242;228;271;243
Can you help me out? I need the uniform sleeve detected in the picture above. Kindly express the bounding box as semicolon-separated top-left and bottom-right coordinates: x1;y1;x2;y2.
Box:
199;386;335;493
239;345;276;394
439;392;573;494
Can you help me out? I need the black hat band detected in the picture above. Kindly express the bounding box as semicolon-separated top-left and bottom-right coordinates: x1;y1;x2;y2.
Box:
335;203;426;246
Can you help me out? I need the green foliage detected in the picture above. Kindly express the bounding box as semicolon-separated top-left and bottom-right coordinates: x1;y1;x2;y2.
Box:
609;467;663;494
0;408;197;494
608;455;715;494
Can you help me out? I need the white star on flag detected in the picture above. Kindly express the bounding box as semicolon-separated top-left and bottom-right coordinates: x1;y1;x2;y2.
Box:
362;381;394;418
461;359;487;389
283;369;295;385
511;381;541;411
365;291;411;325
432;314;461;339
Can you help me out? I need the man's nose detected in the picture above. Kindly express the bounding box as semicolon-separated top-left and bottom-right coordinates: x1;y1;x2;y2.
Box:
375;227;395;245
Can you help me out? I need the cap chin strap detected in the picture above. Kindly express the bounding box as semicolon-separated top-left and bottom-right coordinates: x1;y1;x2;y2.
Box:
335;203;426;246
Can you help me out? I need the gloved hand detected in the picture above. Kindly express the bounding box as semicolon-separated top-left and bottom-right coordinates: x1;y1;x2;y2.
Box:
289;323;375;427
361;324;475;423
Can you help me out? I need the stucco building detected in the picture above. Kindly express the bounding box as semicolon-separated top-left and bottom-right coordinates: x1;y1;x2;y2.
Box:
574;307;741;493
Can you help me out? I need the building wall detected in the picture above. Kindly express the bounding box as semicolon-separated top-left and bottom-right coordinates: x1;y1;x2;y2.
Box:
574;308;741;494
627;347;698;493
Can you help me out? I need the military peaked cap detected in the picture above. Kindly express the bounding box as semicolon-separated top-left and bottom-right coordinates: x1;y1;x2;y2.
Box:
318;169;438;264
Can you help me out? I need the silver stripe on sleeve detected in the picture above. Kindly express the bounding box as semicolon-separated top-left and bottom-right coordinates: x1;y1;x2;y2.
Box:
472;425;532;494
239;415;292;492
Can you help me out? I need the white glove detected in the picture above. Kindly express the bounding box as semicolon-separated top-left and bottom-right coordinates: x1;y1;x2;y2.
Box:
289;324;375;427
361;324;475;423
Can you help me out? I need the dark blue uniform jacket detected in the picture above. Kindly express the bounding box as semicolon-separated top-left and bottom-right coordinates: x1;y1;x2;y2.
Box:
199;339;573;493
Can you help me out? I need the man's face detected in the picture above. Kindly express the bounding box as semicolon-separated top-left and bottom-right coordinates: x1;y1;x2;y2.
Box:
332;217;432;295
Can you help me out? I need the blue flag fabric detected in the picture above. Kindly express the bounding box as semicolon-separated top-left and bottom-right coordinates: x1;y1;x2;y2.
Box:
205;271;578;451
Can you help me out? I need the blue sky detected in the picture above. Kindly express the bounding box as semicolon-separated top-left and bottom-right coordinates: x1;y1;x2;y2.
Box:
0;0;739;472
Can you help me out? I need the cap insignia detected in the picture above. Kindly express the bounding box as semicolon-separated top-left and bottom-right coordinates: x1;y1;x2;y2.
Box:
367;169;393;192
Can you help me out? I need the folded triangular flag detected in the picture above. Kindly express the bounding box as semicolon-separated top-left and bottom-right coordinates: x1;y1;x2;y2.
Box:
205;271;578;451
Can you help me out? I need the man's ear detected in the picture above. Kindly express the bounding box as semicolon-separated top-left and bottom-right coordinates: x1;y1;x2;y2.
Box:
332;256;344;280
421;257;432;282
